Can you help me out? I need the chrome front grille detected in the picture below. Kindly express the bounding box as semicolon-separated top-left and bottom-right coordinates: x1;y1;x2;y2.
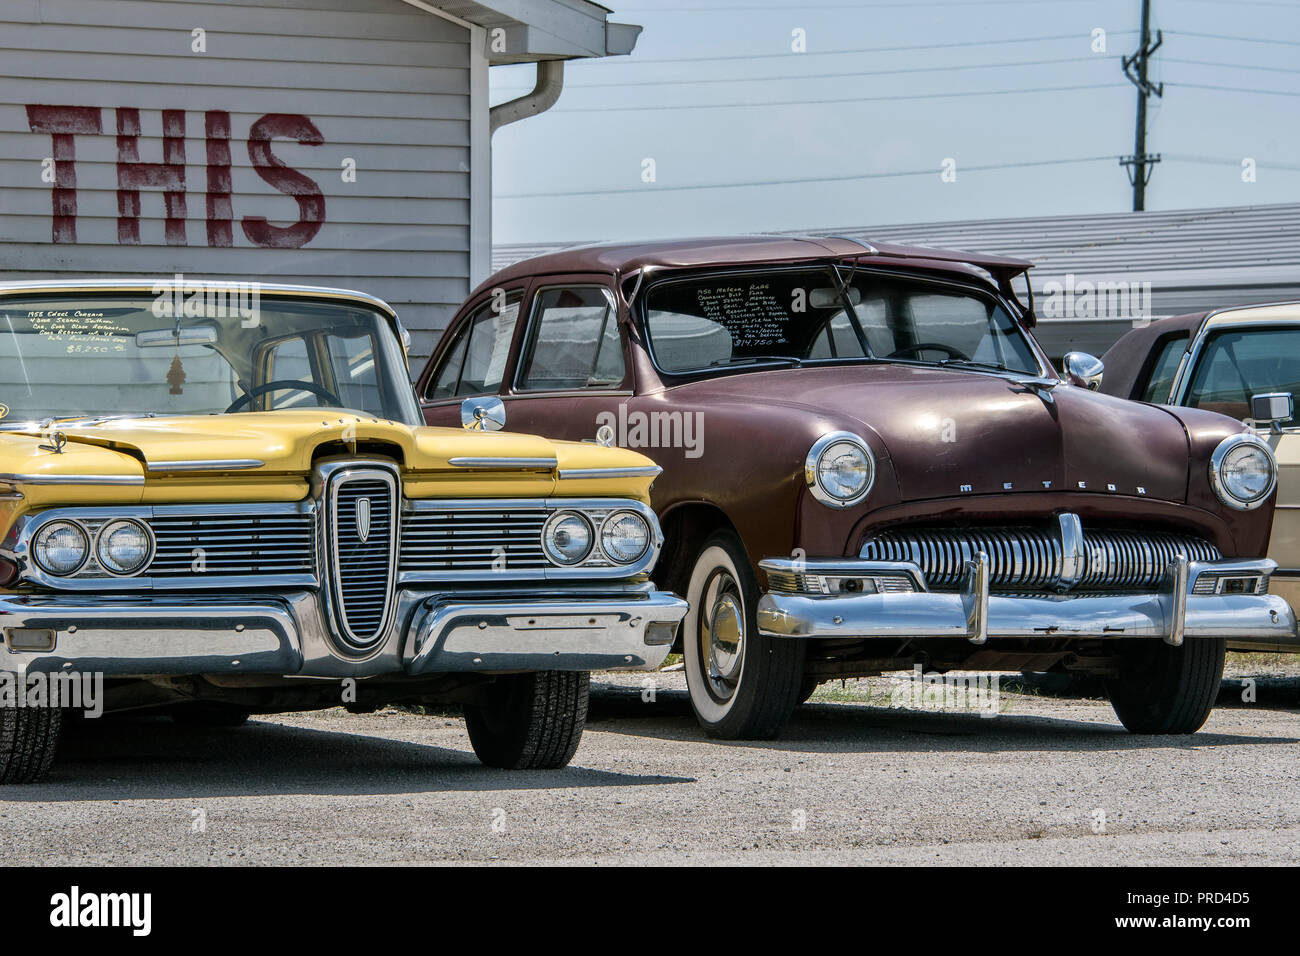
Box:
400;508;550;573
860;516;1221;593
328;470;398;648
147;512;314;578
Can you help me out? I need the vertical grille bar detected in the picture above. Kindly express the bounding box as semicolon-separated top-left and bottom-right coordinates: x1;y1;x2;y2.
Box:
327;468;398;649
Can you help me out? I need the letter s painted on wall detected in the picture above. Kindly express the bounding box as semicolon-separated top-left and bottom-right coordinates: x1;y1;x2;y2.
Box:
241;113;326;249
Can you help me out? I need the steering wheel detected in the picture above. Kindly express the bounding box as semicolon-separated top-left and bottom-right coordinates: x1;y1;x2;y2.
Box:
886;342;971;361
225;379;343;413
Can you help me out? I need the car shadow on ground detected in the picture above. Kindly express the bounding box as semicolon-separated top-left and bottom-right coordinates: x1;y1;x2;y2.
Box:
3;716;692;802
586;684;1300;754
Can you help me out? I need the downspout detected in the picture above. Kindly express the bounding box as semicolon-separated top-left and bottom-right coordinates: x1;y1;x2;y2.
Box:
489;59;565;135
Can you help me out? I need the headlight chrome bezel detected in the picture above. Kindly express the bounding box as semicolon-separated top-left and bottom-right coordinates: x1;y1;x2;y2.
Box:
599;510;652;565
541;510;596;566
805;431;875;508
1209;433;1277;511
94;518;155;576
32;519;91;576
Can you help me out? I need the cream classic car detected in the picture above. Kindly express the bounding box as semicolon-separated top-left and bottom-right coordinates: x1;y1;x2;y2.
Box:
1102;301;1300;651
0;280;685;783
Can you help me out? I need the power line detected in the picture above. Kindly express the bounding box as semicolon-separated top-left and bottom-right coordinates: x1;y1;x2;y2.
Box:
498;156;1117;199
617;0;1110;9
590;32;1135;65
1170;81;1300;97
1166;153;1300;171
1166;29;1300;47
493;56;1104;92
545;82;1126;113
1165;57;1300;76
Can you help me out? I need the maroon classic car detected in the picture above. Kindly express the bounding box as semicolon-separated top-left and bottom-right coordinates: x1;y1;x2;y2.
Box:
417;236;1294;740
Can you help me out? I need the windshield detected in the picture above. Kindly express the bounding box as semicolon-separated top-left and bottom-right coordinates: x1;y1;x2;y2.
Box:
0;291;420;426
643;267;1041;376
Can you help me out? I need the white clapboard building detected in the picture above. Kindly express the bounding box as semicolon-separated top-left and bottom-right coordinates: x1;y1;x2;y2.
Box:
1;0;639;365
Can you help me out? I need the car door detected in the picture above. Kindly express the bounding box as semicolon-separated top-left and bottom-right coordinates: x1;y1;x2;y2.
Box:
1178;323;1300;608
419;285;528;429
497;278;634;446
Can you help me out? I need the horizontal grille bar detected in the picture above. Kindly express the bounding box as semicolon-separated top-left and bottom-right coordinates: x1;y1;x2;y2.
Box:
147;512;314;577
400;508;550;573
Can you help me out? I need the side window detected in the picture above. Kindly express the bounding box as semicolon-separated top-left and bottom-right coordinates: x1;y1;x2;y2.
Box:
1139;333;1189;403
424;292;522;400
519;287;625;391
1186;327;1300;424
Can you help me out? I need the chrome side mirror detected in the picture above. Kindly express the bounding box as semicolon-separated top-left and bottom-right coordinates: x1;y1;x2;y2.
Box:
1251;392;1293;431
1063;352;1104;391
461;396;506;431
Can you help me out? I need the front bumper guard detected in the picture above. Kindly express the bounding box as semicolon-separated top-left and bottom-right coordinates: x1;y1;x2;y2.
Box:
0;584;687;679
757;555;1297;646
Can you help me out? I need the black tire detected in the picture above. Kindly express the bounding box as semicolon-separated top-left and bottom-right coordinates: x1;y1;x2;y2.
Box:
797;677;820;705
0;704;62;784
171;703;251;727
464;671;588;769
1106;637;1225;734
683;530;805;739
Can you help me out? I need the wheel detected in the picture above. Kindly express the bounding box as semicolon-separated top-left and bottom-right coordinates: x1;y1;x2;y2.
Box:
797;677;820;705
1105;637;1225;734
171;703;251;727
0;704;62;784
464;671;588;769
683;530;805;739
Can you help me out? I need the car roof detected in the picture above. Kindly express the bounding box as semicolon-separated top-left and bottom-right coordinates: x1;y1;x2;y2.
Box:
475;234;1035;298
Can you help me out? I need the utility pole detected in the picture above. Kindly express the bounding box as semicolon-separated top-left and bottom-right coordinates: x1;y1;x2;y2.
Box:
1120;0;1163;211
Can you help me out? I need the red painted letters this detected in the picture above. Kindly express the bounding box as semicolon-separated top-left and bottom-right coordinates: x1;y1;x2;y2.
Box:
116;107;187;245
25;105;103;243
242;114;326;249
205;110;234;248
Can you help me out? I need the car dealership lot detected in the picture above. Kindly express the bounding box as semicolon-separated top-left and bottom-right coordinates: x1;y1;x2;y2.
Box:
2;669;1297;866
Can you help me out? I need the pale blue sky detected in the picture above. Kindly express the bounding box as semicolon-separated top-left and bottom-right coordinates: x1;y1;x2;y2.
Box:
489;0;1300;244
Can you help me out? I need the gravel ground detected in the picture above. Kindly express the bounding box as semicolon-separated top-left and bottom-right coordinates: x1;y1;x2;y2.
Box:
2;666;1298;866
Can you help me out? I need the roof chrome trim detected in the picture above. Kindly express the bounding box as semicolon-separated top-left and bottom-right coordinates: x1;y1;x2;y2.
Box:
446;457;558;469
145;459;266;473
558;466;662;480
0;279;400;320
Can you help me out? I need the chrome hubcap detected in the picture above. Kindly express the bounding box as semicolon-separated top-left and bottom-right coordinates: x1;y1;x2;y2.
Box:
700;569;745;701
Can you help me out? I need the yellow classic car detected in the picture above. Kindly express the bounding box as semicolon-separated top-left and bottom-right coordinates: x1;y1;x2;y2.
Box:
1102;300;1300;650
0;280;685;783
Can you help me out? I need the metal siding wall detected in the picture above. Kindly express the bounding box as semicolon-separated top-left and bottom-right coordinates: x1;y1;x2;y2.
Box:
0;0;472;366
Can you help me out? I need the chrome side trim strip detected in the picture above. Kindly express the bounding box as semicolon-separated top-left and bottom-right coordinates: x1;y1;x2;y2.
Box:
145;459;265;472
557;466;662;480
0;473;144;486
446;457;558;469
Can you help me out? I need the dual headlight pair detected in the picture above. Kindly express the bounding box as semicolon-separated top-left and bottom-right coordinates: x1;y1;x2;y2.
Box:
32;518;152;577
542;510;652;566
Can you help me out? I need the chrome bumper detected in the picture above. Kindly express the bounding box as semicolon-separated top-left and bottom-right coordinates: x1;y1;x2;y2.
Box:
0;583;687;679
757;555;1297;646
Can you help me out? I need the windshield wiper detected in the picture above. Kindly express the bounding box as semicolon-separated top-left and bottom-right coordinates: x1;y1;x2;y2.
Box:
710;355;802;368
937;358;1015;374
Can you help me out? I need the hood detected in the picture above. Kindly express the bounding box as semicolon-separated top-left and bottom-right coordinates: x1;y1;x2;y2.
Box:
0;410;657;509
670;364;1191;503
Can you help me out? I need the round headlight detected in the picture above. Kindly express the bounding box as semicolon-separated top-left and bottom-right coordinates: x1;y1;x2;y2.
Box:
33;520;89;575
542;511;594;565
600;511;651;564
805;432;875;507
96;519;153;575
1210;434;1277;510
